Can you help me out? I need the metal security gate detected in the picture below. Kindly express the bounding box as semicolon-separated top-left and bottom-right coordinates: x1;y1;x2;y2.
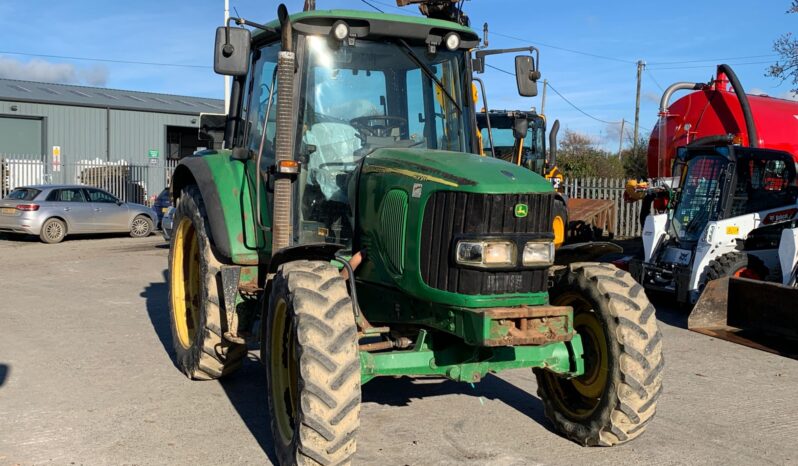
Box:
1;154;177;206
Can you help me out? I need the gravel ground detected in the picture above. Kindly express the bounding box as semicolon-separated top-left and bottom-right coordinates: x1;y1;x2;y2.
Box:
1;235;796;465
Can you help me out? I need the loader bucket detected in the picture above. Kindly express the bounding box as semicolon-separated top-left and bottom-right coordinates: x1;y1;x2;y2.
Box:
689;277;798;359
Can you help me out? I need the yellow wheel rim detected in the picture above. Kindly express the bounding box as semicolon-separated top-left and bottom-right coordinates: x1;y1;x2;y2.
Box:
542;292;610;419
171;217;201;349
270;298;299;445
553;215;565;248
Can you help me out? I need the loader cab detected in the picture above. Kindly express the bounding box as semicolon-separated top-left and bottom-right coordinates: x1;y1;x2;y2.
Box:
476;110;546;173
671;145;797;242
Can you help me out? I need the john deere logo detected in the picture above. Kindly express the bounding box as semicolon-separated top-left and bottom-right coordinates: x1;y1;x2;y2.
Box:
514;203;529;218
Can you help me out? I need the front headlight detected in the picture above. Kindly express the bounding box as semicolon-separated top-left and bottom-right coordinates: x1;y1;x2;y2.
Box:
456;240;516;267
522;241;555;266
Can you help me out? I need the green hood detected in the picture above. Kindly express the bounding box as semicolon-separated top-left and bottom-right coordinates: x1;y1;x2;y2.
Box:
363;148;554;194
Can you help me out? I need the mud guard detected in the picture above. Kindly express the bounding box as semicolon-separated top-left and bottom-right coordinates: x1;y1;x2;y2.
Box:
170;153;268;265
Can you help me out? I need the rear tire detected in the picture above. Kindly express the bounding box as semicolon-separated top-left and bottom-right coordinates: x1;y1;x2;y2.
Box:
535;263;664;446
704;251;767;282
168;185;245;380
130;215;153;238
39;218;67;243
263;260;360;466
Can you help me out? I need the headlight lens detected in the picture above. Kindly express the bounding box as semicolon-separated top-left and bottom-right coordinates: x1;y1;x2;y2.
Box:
456;240;516;267
522;241;555;266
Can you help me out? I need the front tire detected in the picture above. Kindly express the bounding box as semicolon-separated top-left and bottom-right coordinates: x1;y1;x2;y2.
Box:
535;263;664;446
168;185;245;380
263;260;360;466
130;214;154;238
39;218;66;243
704;251;767;282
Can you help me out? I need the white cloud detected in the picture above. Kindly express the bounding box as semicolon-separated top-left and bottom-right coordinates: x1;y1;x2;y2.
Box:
643;91;660;103
747;88;798;101
0;56;108;86
779;90;798;101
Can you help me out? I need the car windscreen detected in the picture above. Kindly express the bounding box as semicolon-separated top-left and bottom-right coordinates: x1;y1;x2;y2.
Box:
4;188;41;201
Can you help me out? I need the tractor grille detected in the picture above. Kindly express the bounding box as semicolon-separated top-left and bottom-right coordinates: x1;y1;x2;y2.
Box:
420;191;553;295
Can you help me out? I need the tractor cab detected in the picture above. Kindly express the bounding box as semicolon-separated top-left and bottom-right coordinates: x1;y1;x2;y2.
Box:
231;14;482;247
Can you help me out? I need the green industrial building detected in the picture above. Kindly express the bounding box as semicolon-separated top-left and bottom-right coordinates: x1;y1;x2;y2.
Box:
0;78;223;200
0;78;223;164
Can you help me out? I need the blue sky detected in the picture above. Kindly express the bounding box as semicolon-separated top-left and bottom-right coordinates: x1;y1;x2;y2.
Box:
1;0;795;149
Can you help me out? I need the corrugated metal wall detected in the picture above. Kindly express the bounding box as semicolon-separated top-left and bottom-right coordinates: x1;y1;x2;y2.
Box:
0;100;200;165
0;99;106;158
109;110;198;165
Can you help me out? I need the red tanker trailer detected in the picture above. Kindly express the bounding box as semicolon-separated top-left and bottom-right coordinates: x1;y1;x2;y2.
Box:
648;71;798;178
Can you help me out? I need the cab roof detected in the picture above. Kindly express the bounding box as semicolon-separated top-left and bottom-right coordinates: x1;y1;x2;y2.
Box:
253;9;479;46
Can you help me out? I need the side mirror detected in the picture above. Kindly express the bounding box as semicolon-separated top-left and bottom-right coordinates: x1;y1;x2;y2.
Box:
512;117;529;140
214;26;251;76
515;55;540;97
199;112;227;149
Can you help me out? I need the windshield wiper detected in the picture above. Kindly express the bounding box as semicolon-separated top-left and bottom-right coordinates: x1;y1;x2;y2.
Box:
395;39;462;115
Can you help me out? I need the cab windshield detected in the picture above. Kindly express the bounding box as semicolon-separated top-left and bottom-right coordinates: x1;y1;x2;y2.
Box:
295;35;471;246
672;155;729;242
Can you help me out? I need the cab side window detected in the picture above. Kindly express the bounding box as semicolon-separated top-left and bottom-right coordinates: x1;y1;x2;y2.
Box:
239;42;281;164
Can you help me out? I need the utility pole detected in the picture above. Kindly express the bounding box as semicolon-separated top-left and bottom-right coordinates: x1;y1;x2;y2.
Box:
224;0;231;114
540;79;548;116
633;60;644;154
618;119;625;157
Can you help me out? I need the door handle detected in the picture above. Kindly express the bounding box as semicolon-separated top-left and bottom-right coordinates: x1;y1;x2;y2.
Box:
63;207;70;211
94;208;101;212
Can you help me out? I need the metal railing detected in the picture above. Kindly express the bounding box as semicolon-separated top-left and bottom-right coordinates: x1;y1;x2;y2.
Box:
1;154;179;206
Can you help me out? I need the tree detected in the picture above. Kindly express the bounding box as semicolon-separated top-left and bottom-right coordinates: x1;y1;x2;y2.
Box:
766;1;798;94
621;137;649;179
557;130;625;179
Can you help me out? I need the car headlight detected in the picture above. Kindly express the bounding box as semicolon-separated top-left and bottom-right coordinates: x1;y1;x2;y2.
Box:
522;241;555;266
456;240;516;267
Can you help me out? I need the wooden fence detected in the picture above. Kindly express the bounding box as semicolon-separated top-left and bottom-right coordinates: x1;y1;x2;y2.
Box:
562;177;643;239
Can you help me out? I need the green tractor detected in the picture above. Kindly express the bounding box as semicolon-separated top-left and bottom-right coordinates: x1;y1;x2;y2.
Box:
167;3;663;463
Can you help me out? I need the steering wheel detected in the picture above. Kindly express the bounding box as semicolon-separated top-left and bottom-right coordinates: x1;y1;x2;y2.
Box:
350;115;407;139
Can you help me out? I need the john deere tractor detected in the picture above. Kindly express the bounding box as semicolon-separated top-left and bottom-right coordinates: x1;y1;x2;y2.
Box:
167;3;663;463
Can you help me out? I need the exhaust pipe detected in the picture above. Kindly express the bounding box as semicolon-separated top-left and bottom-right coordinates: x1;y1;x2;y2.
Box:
272;4;295;253
547;119;559;170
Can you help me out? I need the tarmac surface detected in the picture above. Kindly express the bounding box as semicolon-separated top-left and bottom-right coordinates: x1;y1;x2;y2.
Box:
1;235;796;465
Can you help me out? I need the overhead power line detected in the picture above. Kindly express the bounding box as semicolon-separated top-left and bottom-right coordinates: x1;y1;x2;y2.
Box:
647;54;778;65
645;68;665;92
0;50;210;69
647;60;774;71
359;0;385;13
490;31;635;64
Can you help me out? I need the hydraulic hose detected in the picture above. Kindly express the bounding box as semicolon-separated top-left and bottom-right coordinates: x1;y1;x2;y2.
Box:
717;64;758;148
